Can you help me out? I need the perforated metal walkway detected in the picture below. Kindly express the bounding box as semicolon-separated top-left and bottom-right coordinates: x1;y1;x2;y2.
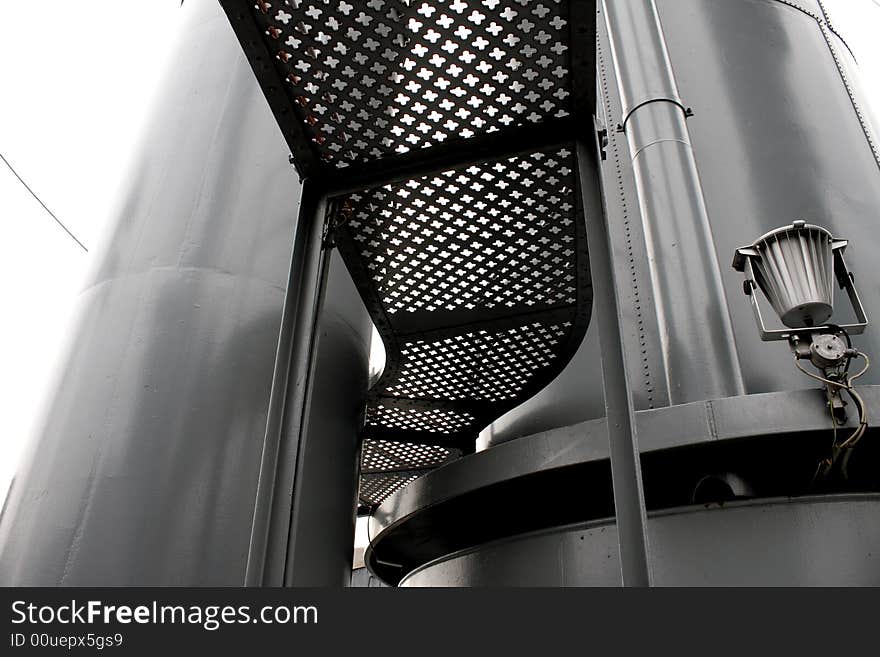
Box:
220;0;596;510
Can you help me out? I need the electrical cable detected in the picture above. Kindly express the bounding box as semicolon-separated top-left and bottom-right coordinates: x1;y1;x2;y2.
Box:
810;399;838;488
794;358;849;389
840;386;869;448
0;152;88;252
796;344;871;482
849;352;871;383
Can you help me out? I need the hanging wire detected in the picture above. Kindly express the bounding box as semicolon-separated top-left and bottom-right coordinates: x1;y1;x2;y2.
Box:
810;398;839;487
798;347;871;484
0;152;88;252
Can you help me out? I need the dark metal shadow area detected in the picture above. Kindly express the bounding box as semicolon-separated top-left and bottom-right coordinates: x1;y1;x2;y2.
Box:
217;0;599;511
331;144;593;508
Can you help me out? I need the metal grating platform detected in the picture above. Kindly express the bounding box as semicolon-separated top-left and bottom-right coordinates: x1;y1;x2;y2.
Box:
220;0;596;510
334;144;590;506
224;0;592;175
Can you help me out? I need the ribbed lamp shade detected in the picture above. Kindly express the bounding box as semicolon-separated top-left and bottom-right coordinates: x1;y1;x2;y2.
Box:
748;223;835;328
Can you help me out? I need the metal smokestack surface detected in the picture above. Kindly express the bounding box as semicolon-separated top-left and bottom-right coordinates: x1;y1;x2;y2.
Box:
0;0;370;585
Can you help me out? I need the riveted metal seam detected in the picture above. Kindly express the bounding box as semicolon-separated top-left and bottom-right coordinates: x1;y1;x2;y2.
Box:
764;0;875;169
816;21;880;173
815;0;858;62
597;26;656;409
766;0;821;22
765;0;858;58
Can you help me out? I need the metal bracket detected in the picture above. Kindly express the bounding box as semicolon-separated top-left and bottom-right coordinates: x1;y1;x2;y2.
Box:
598;128;609;160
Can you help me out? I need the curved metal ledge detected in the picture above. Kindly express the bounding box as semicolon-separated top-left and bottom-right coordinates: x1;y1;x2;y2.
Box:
366;385;880;583
399;493;880;586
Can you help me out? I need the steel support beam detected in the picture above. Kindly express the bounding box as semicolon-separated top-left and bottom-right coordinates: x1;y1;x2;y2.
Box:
245;182;331;586
576;134;653;587
392;303;575;339
318;118;575;198
218;0;323;178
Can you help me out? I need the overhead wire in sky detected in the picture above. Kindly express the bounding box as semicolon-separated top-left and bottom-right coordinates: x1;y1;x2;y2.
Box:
0;152;88;253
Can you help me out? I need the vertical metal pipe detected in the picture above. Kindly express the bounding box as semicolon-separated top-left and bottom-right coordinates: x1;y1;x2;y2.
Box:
603;0;744;405
284;251;369;586
577;135;653;587
245;183;330;586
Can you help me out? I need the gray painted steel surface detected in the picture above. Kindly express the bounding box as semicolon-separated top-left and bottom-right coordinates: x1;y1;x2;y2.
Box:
576;137;651;585
370;0;880;585
286;263;371;586
484;0;880;448
400;495;880;586
657;0;880;394
2;0;876;588
373;385;880;535
478;329;604;449
604;0;744;405
0;0;370;586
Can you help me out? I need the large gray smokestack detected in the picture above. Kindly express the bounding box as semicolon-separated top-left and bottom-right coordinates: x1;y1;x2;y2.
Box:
0;0;370;586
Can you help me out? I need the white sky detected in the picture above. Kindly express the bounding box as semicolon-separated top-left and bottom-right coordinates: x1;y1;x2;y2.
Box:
0;2;181;502
1;1;879;506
